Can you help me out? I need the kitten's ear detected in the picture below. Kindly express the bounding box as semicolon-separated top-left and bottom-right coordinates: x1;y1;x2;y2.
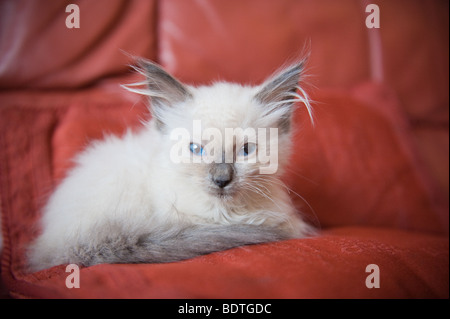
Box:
124;59;192;129
254;59;312;132
139;59;192;106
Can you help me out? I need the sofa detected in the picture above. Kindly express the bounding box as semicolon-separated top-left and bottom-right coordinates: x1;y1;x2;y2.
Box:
0;0;448;298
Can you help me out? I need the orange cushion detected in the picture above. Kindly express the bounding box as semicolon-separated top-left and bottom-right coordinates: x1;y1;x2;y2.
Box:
286;85;448;233
0;0;156;89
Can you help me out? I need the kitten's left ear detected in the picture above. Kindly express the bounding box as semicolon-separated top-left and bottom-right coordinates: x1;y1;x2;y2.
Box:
254;59;312;131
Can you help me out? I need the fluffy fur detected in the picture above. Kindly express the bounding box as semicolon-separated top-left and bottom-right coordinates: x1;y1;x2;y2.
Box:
27;58;314;271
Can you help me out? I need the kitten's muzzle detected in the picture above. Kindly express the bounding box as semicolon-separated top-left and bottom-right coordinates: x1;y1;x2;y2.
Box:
210;163;234;189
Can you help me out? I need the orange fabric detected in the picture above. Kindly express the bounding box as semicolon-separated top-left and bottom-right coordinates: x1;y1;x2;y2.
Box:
0;0;156;89
0;0;448;298
159;0;449;120
159;0;371;87
287;86;448;233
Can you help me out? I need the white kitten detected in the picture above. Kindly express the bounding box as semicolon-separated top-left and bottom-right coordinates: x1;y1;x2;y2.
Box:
27;58;314;271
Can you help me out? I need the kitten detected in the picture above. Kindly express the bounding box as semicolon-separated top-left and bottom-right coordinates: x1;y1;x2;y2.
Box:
27;58;315;271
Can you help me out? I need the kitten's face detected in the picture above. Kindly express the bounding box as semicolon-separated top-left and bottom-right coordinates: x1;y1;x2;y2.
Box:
127;59;311;203
163;83;290;201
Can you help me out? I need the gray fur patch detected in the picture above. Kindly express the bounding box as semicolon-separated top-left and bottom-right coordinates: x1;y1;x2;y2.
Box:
254;61;306;134
137;59;192;130
67;223;290;267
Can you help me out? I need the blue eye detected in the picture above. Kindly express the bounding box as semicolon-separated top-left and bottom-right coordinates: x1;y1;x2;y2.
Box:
238;143;256;157
190;143;205;156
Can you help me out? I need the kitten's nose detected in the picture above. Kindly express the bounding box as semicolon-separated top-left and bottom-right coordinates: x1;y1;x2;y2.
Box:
210;163;233;188
213;176;231;188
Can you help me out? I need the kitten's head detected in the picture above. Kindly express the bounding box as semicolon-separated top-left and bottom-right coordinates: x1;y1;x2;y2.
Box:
124;59;312;203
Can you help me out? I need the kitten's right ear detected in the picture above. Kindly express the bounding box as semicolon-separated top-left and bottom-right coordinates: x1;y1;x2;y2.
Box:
123;59;192;129
253;57;313;131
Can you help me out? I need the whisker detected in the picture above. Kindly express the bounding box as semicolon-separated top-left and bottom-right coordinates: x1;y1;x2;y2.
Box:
246;174;320;228
242;180;285;212
283;167;318;186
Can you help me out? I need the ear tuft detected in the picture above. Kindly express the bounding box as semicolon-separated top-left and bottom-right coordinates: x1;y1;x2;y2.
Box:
254;58;313;131
134;59;192;106
122;58;192;129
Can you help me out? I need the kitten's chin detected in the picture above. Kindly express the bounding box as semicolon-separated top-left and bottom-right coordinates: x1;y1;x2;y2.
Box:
209;187;236;202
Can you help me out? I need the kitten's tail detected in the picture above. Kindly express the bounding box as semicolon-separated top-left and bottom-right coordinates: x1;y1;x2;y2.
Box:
67;224;293;267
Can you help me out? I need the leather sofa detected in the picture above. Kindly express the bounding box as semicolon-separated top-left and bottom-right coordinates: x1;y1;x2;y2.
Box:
0;0;448;298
